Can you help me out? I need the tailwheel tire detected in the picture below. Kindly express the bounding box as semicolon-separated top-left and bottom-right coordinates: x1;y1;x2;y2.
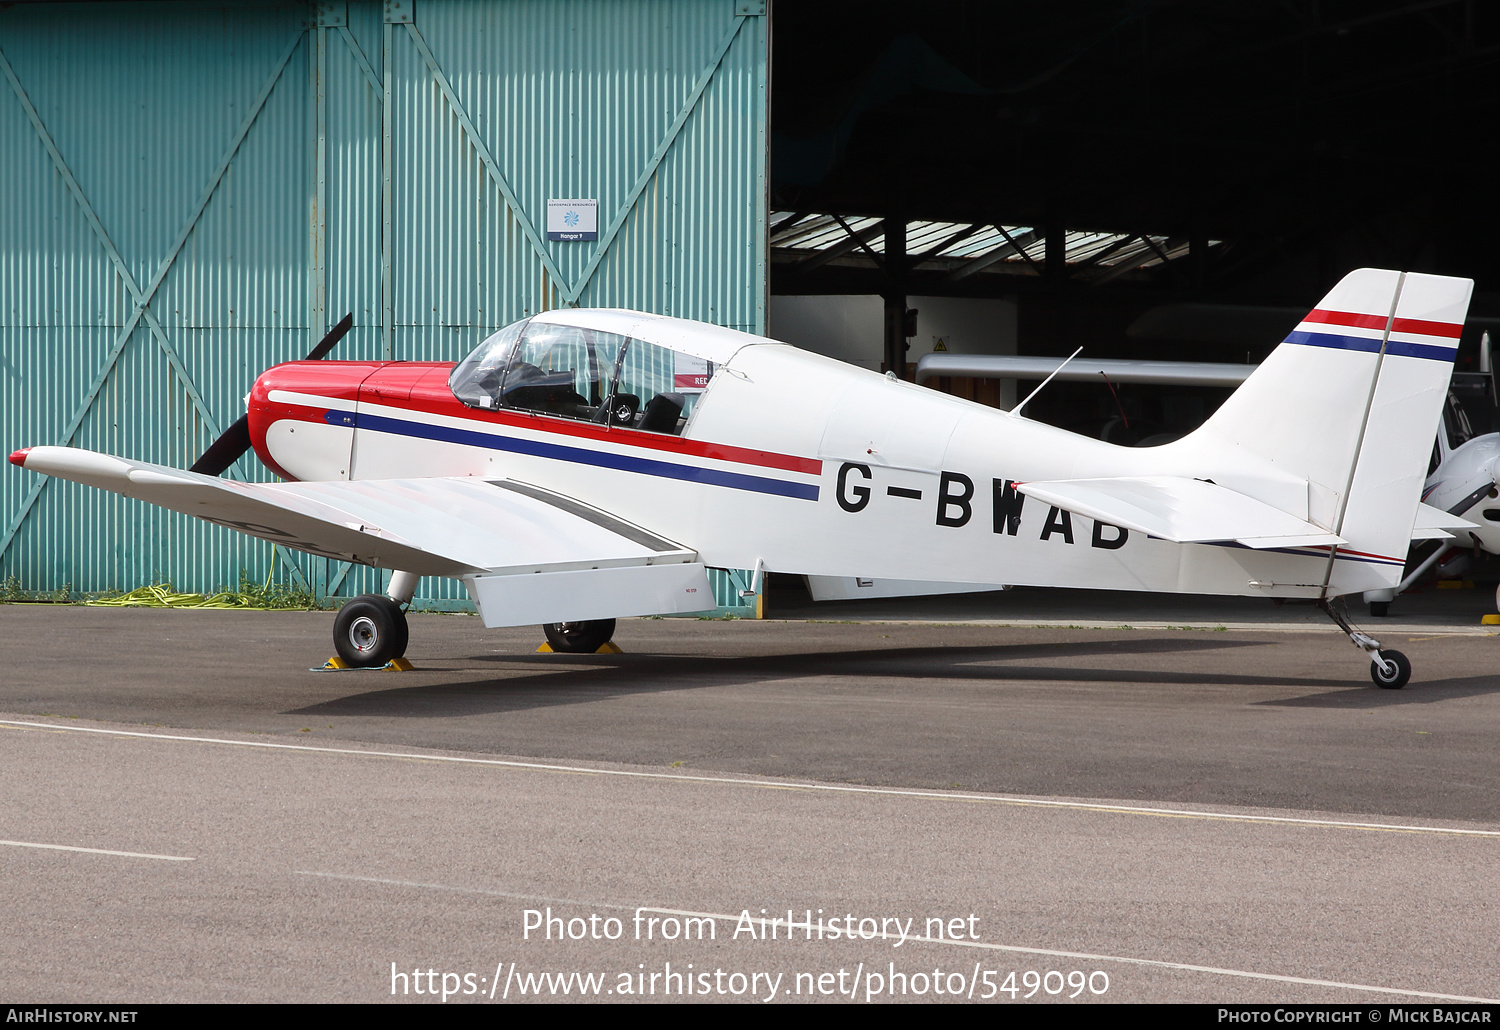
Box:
543;619;617;654
1368;601;1390;617
1369;649;1411;690
334;594;409;667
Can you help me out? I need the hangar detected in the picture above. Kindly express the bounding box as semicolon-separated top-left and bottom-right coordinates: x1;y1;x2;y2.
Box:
0;0;767;609
2;0;1497;608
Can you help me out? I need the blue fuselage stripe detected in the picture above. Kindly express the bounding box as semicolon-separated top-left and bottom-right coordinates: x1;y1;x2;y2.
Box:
1284;330;1456;362
353;412;821;501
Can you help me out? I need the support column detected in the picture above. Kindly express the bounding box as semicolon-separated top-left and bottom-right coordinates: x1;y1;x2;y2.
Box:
882;215;907;378
1044;204;1066;282
1189;218;1208;291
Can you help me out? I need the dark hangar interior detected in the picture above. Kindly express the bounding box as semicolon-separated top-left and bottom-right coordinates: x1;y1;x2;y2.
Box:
768;0;1500;431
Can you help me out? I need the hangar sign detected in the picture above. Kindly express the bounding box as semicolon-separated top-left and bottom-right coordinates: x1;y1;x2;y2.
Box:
547;198;599;241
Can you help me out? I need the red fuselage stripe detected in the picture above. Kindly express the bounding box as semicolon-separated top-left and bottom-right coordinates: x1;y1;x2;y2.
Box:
367;395;822;474
253;359;823;476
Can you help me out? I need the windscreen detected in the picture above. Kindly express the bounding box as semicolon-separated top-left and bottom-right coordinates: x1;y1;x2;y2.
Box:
449;320;528;410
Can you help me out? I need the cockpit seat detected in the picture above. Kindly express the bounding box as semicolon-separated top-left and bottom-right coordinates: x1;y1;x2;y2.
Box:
639;392;686;434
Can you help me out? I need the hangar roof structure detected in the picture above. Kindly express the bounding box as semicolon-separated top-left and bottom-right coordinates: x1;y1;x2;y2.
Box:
768;0;1500;363
771;211;1209;285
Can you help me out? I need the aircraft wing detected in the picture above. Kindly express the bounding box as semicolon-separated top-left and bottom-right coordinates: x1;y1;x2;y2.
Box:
913;353;1256;387
1015;476;1344;549
12;446;713;625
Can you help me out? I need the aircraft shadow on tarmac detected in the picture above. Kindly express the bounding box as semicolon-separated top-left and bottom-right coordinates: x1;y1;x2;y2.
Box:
1257;673;1500;708
283;636;1356;719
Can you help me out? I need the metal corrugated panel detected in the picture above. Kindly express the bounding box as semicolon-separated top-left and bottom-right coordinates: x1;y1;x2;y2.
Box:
1;3;310;598
391;0;766;343
1;0;766;615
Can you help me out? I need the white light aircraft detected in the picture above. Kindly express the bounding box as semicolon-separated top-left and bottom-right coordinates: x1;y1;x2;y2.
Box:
8;268;1475;689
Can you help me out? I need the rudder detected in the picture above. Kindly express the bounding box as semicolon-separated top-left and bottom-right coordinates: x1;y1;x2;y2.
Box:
1330;271;1471;594
1187;268;1472;594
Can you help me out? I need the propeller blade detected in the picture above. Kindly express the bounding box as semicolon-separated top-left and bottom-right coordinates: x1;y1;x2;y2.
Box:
187;313;354;477
305;312;354;361
188;414;252;476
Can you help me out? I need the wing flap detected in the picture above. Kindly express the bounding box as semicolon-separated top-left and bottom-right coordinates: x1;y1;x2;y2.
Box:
1016;475;1345;549
16;446;696;578
464;564;714;627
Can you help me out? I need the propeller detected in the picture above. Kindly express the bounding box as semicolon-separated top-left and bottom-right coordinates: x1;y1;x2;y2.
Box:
189;313;354;476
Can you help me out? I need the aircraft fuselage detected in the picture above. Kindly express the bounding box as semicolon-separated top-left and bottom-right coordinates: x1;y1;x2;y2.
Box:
248;343;1399;600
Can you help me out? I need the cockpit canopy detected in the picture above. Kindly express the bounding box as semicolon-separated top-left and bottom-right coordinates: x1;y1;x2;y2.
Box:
449;315;721;435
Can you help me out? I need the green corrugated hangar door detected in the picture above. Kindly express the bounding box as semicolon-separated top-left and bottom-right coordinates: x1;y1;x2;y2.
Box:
0;0;767;613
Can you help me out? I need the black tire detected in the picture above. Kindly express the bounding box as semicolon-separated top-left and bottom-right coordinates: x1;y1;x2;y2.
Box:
1369;649;1411;690
384;596;410;659
1368;601;1390;617
543;619;616;654
334;594;408;667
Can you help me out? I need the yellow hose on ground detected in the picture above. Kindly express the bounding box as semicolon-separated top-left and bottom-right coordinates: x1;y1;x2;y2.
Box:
84;585;259;609
83;549;313;609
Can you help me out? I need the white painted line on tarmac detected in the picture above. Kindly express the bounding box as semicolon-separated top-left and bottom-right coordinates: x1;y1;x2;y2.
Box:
297;870;639;910
4;717;1499;839
0;838;193;861
289;872;1500;1003
639;906;1500;1004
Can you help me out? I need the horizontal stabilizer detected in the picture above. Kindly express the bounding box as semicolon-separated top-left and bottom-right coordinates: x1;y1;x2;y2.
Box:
1411;502;1478;541
1016;476;1345;549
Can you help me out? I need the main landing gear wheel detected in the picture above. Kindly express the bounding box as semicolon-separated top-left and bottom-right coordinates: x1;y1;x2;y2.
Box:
334;594;409;667
1369;649;1411;690
543;619;616;654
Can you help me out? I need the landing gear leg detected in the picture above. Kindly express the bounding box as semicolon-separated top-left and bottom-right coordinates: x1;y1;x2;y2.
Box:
1319;598;1410;689
386;570;419;607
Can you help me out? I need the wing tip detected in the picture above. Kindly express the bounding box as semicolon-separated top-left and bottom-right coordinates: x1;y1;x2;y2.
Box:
8;447;31;468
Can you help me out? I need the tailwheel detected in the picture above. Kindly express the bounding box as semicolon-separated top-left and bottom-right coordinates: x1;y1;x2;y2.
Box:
1369;649;1411;690
542;619;616;654
1319;597;1413;689
334;594;409;668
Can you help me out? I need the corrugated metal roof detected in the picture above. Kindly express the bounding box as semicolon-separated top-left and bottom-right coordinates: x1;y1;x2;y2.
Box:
769;211;1215;279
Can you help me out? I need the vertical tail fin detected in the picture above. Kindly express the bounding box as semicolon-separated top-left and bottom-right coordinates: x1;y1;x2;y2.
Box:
1191;268;1473;593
